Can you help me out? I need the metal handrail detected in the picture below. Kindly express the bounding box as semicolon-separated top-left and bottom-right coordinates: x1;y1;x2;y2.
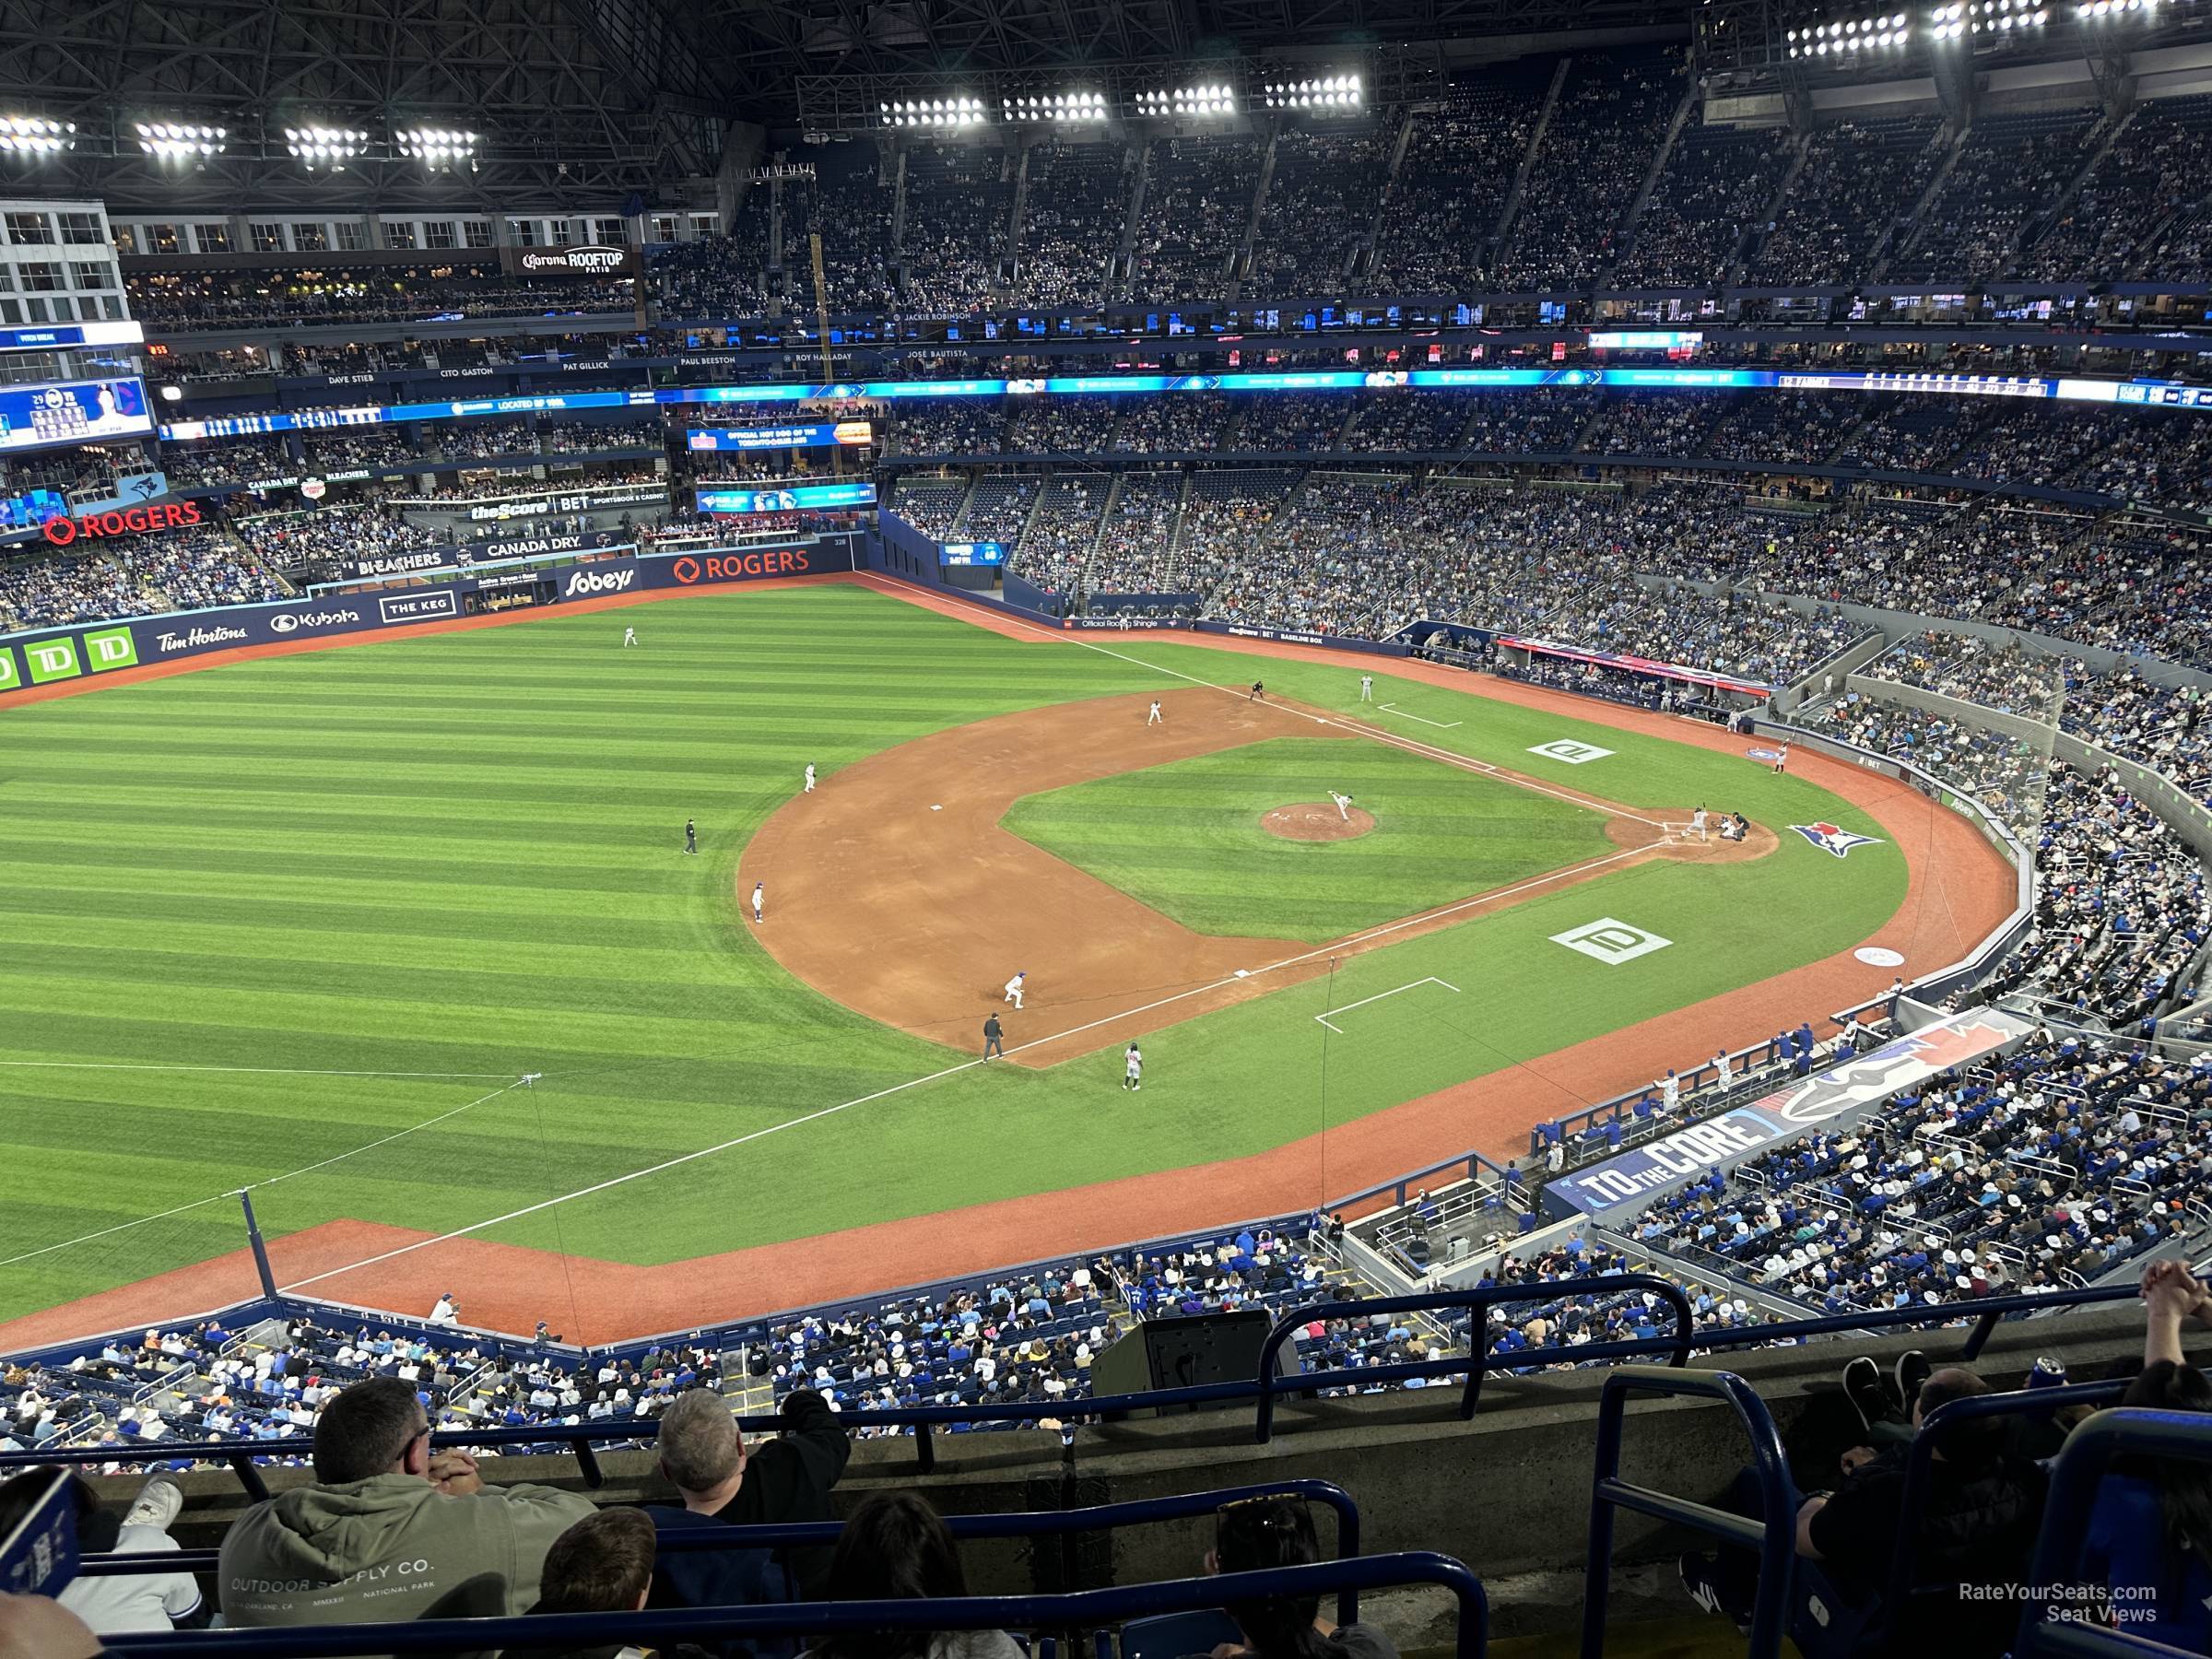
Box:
0;1277;2148;1491
96;1550;1489;1659
78;1477;1366;1620
1580;1366;1795;1659
2016;1407;2212;1659
1251;1277;1697;1441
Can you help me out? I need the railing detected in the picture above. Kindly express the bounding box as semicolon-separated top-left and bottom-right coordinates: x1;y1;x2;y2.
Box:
2018;1407;2211;1659
84;1477;1367;1616
0;1277;2149;1489
97;1553;1490;1659
1580;1367;1795;1659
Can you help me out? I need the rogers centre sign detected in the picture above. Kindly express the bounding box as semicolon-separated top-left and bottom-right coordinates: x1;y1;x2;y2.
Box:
42;500;204;547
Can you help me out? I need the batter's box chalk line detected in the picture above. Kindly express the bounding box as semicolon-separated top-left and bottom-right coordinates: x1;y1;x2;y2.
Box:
1313;976;1463;1033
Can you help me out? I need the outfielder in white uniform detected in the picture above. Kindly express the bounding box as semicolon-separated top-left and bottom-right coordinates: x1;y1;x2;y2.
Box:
1147;700;1162;726
1124;1043;1142;1091
1005;971;1026;1009
751;882;764;924
622;627;637;647
1329;791;1354;821
1359;676;1372;702
804;764;817;794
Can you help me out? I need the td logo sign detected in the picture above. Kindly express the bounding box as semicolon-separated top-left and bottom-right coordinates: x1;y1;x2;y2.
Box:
14;626;138;688
1551;917;1673;965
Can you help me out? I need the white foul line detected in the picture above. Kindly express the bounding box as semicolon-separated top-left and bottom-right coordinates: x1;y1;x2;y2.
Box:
0;1061;517;1079
1314;976;1462;1033
1379;702;1463;730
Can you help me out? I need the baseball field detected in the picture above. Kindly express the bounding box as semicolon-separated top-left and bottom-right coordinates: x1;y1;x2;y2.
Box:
0;576;2006;1343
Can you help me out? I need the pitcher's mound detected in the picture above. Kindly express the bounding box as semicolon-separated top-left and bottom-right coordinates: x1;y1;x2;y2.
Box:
1262;802;1376;842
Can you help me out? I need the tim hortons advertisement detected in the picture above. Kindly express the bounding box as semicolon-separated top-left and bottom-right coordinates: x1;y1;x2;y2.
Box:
498;243;643;279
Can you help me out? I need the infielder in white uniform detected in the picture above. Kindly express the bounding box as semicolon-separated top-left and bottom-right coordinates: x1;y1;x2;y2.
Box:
751;882;764;924
1359;675;1372;702
1147;700;1162;726
1004;971;1026;1009
804;763;817;794
1123;1043;1142;1091
1329;790;1354;821
622;627;637;647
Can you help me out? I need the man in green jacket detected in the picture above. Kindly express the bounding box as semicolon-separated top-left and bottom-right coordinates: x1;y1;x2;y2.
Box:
218;1375;597;1634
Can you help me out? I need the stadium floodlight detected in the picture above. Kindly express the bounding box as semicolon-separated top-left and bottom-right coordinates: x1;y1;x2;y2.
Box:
1785;13;1911;53
135;121;227;159
285;125;369;168
396;127;477;166
885;94;985;128
1138;82;1239;117
0;115;75;154
1000;90;1107;124
1262;73;1362;110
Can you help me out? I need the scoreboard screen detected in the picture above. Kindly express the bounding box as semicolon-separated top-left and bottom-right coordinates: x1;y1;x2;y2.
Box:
694;481;877;515
939;541;1006;566
686;420;875;451
0;379;155;455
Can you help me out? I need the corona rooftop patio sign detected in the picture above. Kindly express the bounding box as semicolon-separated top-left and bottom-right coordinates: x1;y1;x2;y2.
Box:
41;499;205;546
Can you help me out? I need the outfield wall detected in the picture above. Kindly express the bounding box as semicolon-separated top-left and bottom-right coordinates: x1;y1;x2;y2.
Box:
0;537;858;700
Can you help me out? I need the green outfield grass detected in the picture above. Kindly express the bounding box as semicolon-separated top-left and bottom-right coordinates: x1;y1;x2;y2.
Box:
0;584;1910;1324
1002;736;1614;941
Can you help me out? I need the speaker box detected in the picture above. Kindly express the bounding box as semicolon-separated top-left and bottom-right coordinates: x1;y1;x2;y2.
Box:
1088;1308;1282;1418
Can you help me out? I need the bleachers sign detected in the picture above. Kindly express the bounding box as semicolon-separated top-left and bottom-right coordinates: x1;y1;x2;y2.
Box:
1547;1008;2036;1217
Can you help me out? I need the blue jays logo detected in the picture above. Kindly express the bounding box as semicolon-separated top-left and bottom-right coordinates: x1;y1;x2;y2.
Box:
1791;821;1882;859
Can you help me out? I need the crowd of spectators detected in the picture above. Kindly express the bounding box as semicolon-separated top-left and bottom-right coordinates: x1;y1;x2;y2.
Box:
1112;392;1232;454
1374;79;1540;292
893;399;1008;457
161;438;299;488
959;475;1039;547
2014;95;2212;283
1493;49;1686;289
1126;136;1265;303
900;143;1015;316
1009;473;1110;594
300;429;418;472
1748;116;1944;285
886;476;970;540
1012;138;1129;308
1892;109;2102;283
538;418;662;455
1628;1032;2205;1308
1245;125;1394;298
1088;473;1185;593
234;503;444;571
1616;126;1789;288
434;418;541;462
650;233;771;322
